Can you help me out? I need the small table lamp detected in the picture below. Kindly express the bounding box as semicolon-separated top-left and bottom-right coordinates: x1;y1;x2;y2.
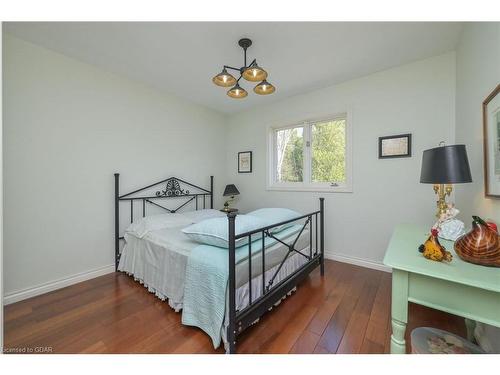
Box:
420;144;472;218
223;184;240;212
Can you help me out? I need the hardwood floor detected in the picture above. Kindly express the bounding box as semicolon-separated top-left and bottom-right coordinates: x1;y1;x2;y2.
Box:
3;260;466;354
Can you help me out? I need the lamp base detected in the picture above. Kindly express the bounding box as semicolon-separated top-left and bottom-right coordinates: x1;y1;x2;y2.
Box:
433;184;453;219
223;196;235;211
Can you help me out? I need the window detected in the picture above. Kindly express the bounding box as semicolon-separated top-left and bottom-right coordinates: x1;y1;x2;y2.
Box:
267;114;352;192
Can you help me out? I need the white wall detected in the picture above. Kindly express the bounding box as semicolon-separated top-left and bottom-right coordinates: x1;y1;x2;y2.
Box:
3;34;227;300
455;22;500;353
225;53;456;268
455;23;500;222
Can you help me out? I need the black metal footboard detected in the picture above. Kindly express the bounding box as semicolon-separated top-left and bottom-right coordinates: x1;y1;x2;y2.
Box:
226;198;325;353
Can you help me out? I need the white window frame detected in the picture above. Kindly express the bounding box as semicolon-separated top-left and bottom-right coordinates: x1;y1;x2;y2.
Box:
266;112;352;193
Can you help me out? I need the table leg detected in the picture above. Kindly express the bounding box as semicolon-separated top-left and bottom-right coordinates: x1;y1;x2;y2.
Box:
465;319;476;341
390;269;409;354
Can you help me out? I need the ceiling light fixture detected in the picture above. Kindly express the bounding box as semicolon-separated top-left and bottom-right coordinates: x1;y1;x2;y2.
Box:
242;62;268;82
253;79;275;95
212;67;237;87
212;38;275;99
227;83;248;99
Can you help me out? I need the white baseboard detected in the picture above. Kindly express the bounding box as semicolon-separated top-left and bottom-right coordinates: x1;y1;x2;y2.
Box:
324;251;392;273
3;264;115;305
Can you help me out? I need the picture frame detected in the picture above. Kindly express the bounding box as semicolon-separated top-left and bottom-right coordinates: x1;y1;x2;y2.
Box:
483;84;500;198
378;133;412;159
238;151;252;173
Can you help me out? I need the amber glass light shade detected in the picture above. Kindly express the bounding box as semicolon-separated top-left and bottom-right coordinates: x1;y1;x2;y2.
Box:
212;68;237;87
242;63;268;82
227;83;248;99
254;80;276;95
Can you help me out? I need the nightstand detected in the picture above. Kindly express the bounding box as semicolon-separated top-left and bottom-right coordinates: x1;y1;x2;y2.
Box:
220;208;239;214
384;224;500;354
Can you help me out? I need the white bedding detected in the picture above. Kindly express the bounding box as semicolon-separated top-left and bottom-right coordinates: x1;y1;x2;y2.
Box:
119;223;310;310
120;228;192;310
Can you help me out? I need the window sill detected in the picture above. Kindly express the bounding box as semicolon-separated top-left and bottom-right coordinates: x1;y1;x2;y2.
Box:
266;185;353;193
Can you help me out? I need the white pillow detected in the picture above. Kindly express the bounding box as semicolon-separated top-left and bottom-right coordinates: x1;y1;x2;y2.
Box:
182;215;267;248
125;213;193;238
180;209;226;223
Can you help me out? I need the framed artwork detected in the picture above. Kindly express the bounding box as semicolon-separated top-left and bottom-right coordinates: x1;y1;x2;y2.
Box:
378;134;412;159
238;151;252;173
483;84;500;198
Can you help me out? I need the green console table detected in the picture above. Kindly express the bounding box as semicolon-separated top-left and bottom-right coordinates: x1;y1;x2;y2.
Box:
383;224;500;354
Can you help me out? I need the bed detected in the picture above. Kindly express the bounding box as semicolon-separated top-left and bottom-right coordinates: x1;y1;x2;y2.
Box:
114;174;324;353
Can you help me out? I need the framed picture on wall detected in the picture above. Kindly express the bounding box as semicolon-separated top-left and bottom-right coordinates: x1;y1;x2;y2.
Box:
378;134;412;159
238;151;252;173
483;84;500;198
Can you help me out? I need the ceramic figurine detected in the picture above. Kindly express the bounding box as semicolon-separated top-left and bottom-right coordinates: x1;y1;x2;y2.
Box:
437;203;460;222
418;228;453;262
454;216;500;267
433;203;465;241
438;219;465;241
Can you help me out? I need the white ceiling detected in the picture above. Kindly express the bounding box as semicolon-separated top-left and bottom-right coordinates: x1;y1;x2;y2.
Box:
4;22;463;114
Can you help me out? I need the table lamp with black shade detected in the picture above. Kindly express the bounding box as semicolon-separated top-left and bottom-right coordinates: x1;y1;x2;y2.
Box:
420;144;472;219
223;184;240;212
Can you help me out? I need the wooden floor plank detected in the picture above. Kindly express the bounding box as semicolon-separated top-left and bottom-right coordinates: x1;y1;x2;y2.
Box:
336;271;381;353
235;261;342;353
383;305;393;354
289;330;321;354
3;260;467;354
360;272;392;353
313;345;331;354
360;338;385;354
314;267;373;353
306;264;354;336
261;305;318;353
236;284;313;353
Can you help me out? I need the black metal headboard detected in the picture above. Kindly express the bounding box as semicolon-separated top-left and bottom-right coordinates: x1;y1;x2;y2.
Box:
114;173;214;270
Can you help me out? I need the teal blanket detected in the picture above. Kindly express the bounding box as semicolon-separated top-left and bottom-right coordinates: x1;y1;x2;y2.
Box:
181;225;302;348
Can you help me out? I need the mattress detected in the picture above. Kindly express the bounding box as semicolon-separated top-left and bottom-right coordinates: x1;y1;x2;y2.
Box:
118;223;310;311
